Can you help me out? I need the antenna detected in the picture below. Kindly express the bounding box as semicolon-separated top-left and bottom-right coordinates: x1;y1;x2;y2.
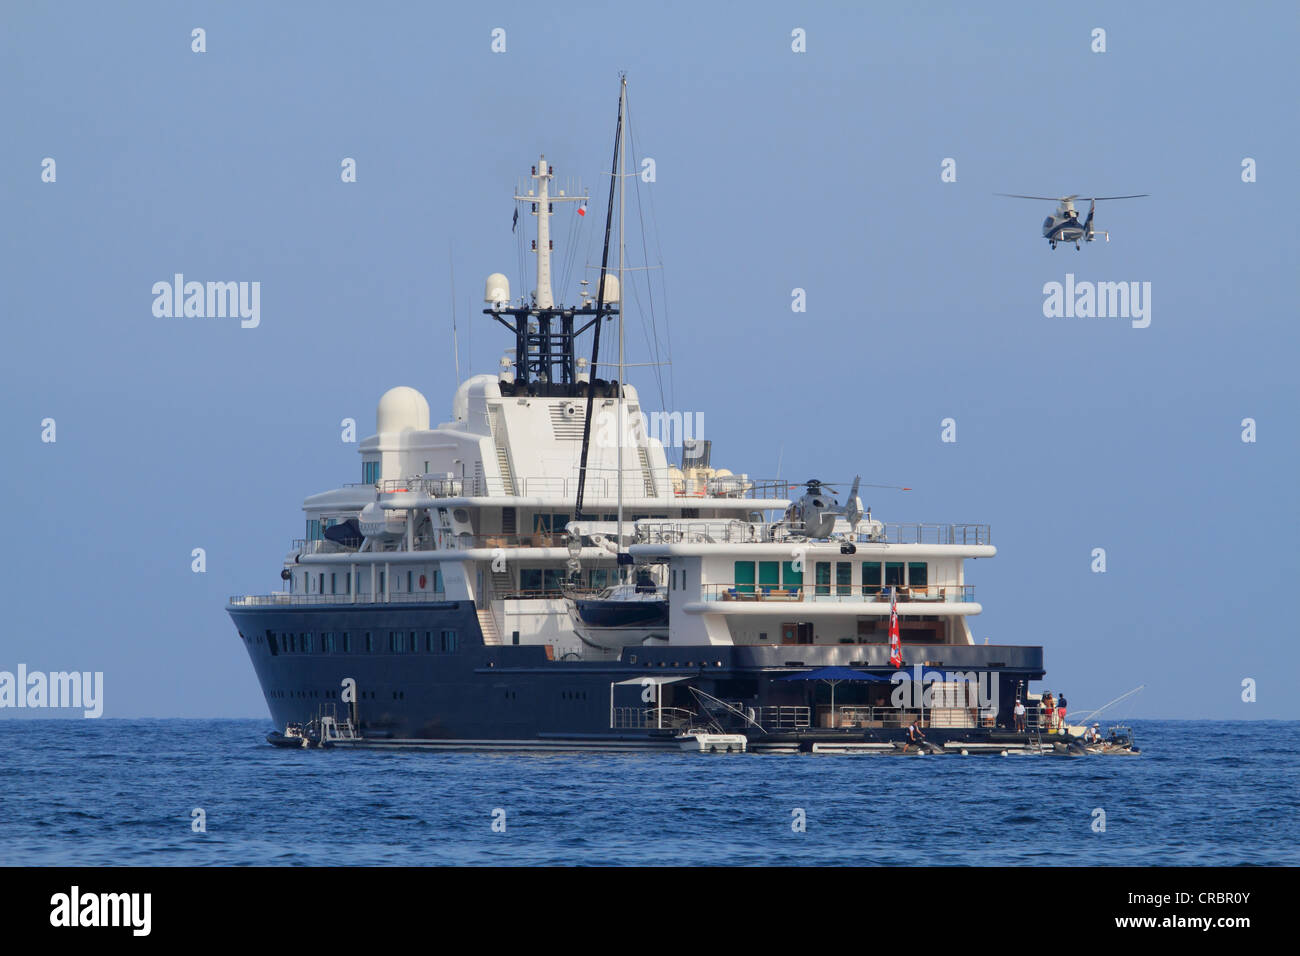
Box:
449;243;460;382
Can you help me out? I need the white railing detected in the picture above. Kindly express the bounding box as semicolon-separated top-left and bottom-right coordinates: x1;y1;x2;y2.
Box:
757;705;811;730
229;591;448;607
610;706;696;730
373;471;790;502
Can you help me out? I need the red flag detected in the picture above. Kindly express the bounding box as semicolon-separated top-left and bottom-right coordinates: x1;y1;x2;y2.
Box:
577;202;587;217
888;588;903;668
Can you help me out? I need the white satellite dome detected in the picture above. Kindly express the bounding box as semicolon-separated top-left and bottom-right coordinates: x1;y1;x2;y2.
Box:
485;273;510;305
377;386;430;433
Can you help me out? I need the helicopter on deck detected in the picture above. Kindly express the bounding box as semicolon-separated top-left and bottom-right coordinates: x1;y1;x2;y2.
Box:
997;193;1148;249
782;477;910;549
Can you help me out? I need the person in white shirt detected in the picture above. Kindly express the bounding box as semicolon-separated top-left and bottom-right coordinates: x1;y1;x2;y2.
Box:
1013;700;1027;732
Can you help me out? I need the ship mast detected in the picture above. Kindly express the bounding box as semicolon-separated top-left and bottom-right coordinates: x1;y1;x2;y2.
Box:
532;157;555;309
485;160;592;394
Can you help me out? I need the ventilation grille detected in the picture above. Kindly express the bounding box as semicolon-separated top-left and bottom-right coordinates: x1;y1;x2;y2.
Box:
548;402;586;440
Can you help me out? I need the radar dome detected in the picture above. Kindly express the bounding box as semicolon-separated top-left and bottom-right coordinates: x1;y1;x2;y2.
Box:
485;273;510;305
377;386;430;433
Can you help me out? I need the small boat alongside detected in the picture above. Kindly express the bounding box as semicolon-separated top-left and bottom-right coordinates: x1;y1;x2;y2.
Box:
267;722;315;748
676;731;747;753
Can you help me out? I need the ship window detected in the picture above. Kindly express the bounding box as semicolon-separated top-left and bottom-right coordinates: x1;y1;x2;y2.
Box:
862;562;882;596
330;573;337;595
520;568;542;591
364;632;373;653
543;569;564;593
302;633;313;653
390;631;405;653
836;562;852;595
908;562;928;589
342;632;351;653
781;561;803;588
318;573;325;595
362;461;380;484
734;561;755;594
885;562;905;588
407;570;414;593
410;631;418;653
378;571;385;595
758;561;779;594
440;630;458;653
815;562;831;595
425;631;434;652
307;519;322;541
534;513;572;533
322;633;334;653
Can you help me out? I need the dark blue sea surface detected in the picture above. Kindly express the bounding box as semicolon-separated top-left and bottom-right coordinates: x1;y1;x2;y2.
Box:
0;720;1295;865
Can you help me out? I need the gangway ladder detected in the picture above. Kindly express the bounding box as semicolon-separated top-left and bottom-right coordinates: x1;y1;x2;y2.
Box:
315;703;359;744
636;443;657;497
489;405;516;495
319;714;358;743
477;606;504;645
1028;724;1043;754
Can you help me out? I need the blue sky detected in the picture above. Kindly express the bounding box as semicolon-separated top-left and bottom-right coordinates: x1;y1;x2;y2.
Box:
2;1;1295;718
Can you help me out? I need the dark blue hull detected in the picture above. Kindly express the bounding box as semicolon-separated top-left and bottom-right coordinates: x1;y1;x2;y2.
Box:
227;600;1048;748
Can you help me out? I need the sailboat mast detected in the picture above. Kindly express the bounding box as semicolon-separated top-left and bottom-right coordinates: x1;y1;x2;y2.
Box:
573;78;625;522
616;75;627;567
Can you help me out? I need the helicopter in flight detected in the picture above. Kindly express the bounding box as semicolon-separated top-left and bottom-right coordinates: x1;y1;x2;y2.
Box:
996;193;1148;250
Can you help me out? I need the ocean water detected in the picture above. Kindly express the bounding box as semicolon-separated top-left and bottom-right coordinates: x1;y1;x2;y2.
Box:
0;719;1295;866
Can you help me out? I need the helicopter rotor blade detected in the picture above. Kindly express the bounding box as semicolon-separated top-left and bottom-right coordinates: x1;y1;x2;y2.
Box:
997;193;1148;202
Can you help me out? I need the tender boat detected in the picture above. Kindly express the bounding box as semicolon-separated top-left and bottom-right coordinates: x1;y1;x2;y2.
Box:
676;731;748;753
